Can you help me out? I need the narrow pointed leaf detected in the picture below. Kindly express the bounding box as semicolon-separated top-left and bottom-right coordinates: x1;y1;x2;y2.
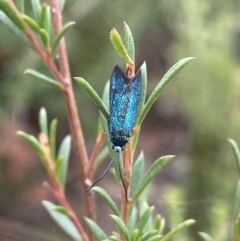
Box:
232;180;240;239
159;218;165;234
0;12;29;45
85;217;108;241
160;219;196;241
130;151;144;197
24;69;63;90
31;0;41;22
138;230;158;241
110;28;133;63
57;135;71;188
95;146;109;168
198;232;214;241
60;0;66;10
132;155;174;202
15;0;24;13
128;205;137;233
123;22;135;62
42;201;82;241
92;187;120;216
140;202;153;233
50;119;57;160
131;229;140;241
22;15;40;33
228;139;240;176
236;216;240;240
40;3;51;36
40;28;49;49
52;21;75;54
138;57;195;126
110;237;120;241
153;214;162;234
55;156;64;179
0;0;25;30
132;62;148;150
110;215;130;241
100;81;113;156
136;206;154;235
39;108;48;137
74;77;109;120
17;131;44;160
136;61;147;123
145;235;162;241
53;206;71;217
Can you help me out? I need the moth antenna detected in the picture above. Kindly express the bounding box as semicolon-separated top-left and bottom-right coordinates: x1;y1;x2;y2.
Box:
116;152;128;202
87;155;115;193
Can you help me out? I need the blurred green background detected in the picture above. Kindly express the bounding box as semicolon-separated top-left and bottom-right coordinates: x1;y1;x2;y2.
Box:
0;0;240;240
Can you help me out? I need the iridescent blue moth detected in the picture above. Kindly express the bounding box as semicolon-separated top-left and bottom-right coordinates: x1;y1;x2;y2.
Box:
88;65;142;200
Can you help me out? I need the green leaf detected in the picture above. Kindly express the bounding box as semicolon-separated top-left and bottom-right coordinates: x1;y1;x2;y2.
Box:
138;230;158;241
15;0;24;13
159;218;165;234
153;214;162;234
144;235;162;241
42;201;82;241
0;12;29;45
228;139;240;176
123;22;135;62
135;62;147;126
131;229;140;241
128;205;137;233
39;107;48;137
95;146;109;169
160;219;196;241
85;217;108;241
40;28;50;49
91;187;120;216
110;232;121;241
17;131;44;160
0;0;25;30
52;21;75;54
138;57;195;126
136;205;154;236
57;135;71;188
102;81;110;110
40;3;51;36
130;151;144;198
31;0;41;22
22;14;40;33
132;155;174;202
60;0;66;10
74;77;109;120
55;155;64;180
110;28;133;63
140;202;153;233
132;62;148;150
53;206;71;217
100;81;113;156
233;180;240;239
198;232;214;241
110;215;130;241
139;183;151;203
24;69;63;90
50;119;57;160
236;216;240;240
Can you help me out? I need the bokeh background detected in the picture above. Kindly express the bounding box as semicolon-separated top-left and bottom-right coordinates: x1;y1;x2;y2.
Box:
0;0;240;240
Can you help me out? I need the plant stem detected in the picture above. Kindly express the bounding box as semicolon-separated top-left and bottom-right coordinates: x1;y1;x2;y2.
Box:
48;0;96;224
39;133;89;241
120;142;132;241
88;132;105;179
8;0;96;226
